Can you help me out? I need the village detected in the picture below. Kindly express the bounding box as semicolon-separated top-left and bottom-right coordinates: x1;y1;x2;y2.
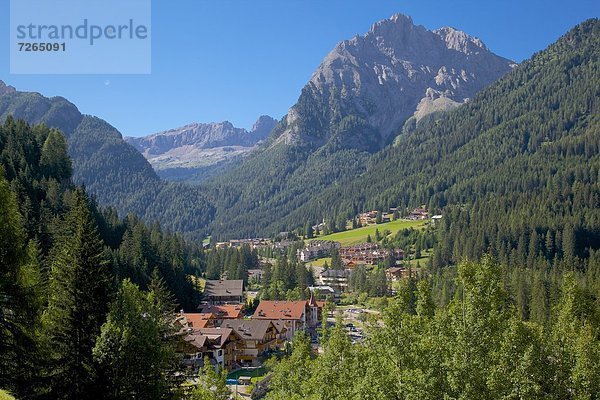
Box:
174;208;441;393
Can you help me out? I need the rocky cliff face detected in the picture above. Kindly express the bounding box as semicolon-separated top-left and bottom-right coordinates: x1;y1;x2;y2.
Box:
127;115;276;155
125;116;277;183
276;14;516;150
0;81;16;96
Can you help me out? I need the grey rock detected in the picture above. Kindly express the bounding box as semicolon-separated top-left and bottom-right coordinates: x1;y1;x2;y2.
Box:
0;80;16;97
125;115;277;179
278;13;516;149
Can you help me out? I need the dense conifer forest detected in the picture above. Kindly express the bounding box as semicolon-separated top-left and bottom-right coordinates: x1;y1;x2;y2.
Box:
0;117;204;398
208;20;600;274
266;257;600;400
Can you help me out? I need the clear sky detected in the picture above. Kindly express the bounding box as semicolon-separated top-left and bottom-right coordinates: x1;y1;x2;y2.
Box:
0;0;598;137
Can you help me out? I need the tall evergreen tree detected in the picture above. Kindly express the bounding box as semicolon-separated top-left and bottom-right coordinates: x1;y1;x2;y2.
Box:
41;189;112;400
39;129;72;181
0;173;41;396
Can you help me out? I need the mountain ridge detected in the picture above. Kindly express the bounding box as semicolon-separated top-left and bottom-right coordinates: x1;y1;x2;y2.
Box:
125;116;277;182
273;13;515;150
201;13;517;238
0;82;215;238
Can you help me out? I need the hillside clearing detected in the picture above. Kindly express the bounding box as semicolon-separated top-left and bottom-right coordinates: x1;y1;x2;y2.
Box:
315;219;427;246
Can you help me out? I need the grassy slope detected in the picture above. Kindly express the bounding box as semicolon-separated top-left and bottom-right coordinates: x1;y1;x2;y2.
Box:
314;219;426;246
0;390;15;400
306;257;332;267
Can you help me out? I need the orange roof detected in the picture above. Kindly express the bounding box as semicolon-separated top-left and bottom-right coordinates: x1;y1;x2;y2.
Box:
253;300;307;320
199;304;244;319
182;313;214;328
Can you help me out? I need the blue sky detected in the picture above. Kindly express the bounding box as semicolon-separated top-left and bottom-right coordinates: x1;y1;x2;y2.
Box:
1;0;598;137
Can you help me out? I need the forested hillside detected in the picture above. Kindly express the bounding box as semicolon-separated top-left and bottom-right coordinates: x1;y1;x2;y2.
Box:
310;19;600;270
210;20;600;274
0;90;214;238
0;118;204;398
202;15;514;239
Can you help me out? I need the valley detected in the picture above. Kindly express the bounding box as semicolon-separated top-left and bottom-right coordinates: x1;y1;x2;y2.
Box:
0;7;598;400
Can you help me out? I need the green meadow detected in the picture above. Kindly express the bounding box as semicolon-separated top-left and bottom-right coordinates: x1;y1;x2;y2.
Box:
315;219;426;246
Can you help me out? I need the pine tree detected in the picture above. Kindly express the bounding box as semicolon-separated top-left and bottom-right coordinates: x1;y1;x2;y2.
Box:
39;129;72;181
0;173;39;395
191;357;230;400
415;279;435;318
330;248;343;270
41;189;112;400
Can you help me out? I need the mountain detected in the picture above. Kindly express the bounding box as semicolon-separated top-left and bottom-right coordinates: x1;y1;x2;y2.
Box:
203;14;516;238
246;19;600;269
125;115;277;183
272;13;515;151
0;85;214;238
0;81;16;96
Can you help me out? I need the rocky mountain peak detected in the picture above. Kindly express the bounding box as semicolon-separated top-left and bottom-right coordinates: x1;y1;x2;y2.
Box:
251;115;278;140
125;115;277;181
434;26;487;54
369;13;416;35
279;14;516;150
0;80;17;97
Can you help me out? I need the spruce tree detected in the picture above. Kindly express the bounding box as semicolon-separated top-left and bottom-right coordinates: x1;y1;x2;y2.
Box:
0;173;38;395
41;189;112;400
39;129;72;181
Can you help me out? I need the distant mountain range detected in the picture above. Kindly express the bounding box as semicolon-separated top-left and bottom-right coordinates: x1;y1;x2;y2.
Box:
0;82;214;238
2;14;595;250
125;116;277;182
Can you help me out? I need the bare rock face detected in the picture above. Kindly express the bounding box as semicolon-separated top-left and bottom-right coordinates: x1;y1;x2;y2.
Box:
125;116;277;181
0;81;17;97
127;115;277;155
278;13;516;150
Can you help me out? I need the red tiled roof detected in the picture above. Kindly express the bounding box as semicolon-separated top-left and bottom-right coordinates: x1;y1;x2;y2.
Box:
253;300;307;320
199;304;244;319
181;313;214;328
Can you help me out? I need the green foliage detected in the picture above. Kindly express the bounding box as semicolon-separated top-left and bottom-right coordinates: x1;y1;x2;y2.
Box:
265;332;314;400
204;245;259;281
93;279;178;400
0;390;15;400
41;189;112;399
190;357;230;400
0;171;42;396
0;93;215;240
260;256;314;301
265;257;600;399
39;129;71;180
0;119;202;398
